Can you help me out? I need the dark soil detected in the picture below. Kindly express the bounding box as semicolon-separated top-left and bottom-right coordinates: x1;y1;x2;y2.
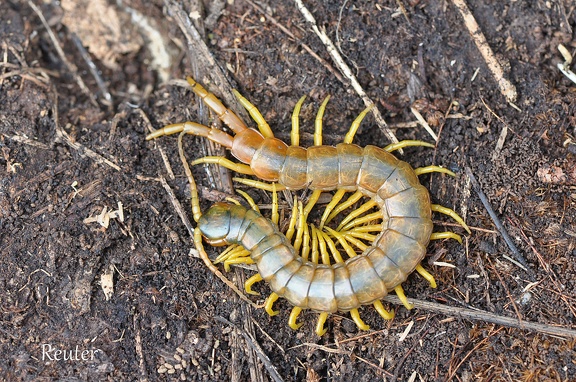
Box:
1;0;575;381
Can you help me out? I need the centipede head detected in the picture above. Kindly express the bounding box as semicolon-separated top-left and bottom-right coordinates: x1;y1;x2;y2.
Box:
198;202;233;246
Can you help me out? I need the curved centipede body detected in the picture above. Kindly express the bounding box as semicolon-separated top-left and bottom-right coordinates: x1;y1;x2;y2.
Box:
147;77;470;335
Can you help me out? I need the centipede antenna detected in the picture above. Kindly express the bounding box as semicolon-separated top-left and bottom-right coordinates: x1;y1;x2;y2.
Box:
244;274;263;295
415;264;437;288
314;95;331;146
319;189;347;229
337;199;378;231
373;300;395;320
344;104;374;144
316;313;329;336
289;307;304;330
394;285;414;310
177;132;202;223
290;95;307;146
430;231;463;244
232;89;274;138
414;165;456;177
384;140;435;153
193;230;260;308
431;204;472;234
191;156;255;175
265;293;280;316
350;309;370;331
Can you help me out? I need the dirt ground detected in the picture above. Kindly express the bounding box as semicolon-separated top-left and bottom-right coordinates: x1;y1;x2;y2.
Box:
1;0;575;381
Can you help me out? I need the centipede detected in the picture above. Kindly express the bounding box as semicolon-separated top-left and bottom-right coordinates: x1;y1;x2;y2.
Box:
147;77;470;336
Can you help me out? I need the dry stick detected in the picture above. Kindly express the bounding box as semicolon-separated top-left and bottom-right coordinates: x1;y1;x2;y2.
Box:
50;90;121;171
292;0;400;148
383;295;576;339
70;33;113;105
464;167;532;273
451;0;518;105
214;316;285;382
159;177;195;241
27;0;98;107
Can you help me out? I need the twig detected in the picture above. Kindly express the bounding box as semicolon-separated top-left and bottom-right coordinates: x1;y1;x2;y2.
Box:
159;177;195;241
451;0;518;105
382;295;576;339
50;90;121;171
214;316;285;382
293;0;400;148
464;167;532;273
27;0;98;107
71;33;112;106
133;313;149;382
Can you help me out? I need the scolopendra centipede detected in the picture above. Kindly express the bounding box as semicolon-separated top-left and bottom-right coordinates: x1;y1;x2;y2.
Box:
147;77;470;336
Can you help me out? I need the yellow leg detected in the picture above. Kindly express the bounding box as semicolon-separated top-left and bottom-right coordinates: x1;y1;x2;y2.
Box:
235;189;260;213
303;189;322;218
430;231;463;244
293;202;305;252
232;177;287;191
223;257;254;271
270;183;279;225
265;293;280;316
301;222;311;261
342;230;377;242
285;198;299;241
314;226;330;265
325;191;363;225
347;224;383;234
310;224;319;264
344;104;374;144
232;89;274;138
314;95;331;146
323;226;357;260
291;95;307;146
415;264;437;288
350;308;370;331
316;312;329;336
431;204;471;234
384;140;434;153
319;230;344;264
339;211;383;232
394;285;414;310
373;300;395;320
289;307;304;330
191;156;255;176
414;165;455;177
245;274;263;295
214;244;241;265
319;189;347;229
341;233;368;252
336;200;378;231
